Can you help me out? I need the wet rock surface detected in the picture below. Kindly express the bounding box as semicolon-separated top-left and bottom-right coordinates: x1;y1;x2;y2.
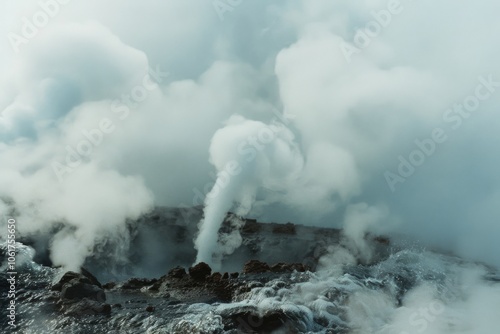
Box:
243;260;310;274
243;260;271;274
51;270;110;316
220;306;301;333
3;214;399;333
21;207;392;282
189;262;212;280
91;260;317;332
40;218;393;331
167;266;187;279
4;227;499;334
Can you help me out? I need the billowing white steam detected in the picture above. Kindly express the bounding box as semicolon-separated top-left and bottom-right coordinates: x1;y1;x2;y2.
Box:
1;0;500;285
194;115;304;267
0;21;154;271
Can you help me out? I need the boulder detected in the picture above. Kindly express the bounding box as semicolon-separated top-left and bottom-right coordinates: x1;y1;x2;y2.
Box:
53;269;108;317
211;272;222;281
52;270;102;292
51;271;82;291
243;260;270;274
61;280;106;302
168;266;187;279
81;267;103;288
188;262;212;280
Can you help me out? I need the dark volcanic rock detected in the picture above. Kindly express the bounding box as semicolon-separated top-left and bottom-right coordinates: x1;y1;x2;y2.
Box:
142;262;243;303
220;306;302;333
211;272;222;281
168;266;187;279
189;262;212;280
53;270;109;316
242;260;309;275
52;270;103;292
243;260;271;274
81;267;103;288
374;236;390;245
51;271;81;291
121;278;157;290
272;222;296;235
61;299;111;316
242;219;261;234
61;281;106;302
52;272;84;291
270;262;308;273
103;281;117;290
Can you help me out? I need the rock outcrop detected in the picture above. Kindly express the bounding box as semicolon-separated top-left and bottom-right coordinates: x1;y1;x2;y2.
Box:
188;262;212;280
243;260;309;274
52;270;110;316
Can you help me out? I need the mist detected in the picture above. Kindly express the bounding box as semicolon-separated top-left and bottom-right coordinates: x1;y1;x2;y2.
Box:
0;0;499;302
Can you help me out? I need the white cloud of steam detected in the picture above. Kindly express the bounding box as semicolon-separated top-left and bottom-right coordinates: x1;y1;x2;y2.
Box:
195;115;304;267
0;21;154;270
316;203;390;268
195;114;366;268
0;0;500;279
1;22;148;139
343;203;389;263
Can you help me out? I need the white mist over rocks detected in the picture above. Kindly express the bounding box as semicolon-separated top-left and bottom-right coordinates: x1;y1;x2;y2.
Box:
0;19;156;271
194;115;305;268
0;0;499;302
194;114;363;268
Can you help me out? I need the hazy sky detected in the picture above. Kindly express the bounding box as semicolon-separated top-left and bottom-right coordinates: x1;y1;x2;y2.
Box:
1;0;500;269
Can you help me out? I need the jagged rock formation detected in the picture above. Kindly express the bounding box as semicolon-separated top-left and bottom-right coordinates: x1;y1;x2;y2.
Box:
51;271;110;316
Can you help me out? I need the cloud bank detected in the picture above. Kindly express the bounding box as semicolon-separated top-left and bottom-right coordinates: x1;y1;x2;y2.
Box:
0;0;500;270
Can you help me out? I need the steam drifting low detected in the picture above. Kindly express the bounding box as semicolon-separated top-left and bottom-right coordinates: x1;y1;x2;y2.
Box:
1;1;500;332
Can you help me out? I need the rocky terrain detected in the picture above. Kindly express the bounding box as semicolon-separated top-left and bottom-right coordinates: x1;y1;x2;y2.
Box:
21;207;392;282
1;208;396;333
3;219;498;333
48;259;315;333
